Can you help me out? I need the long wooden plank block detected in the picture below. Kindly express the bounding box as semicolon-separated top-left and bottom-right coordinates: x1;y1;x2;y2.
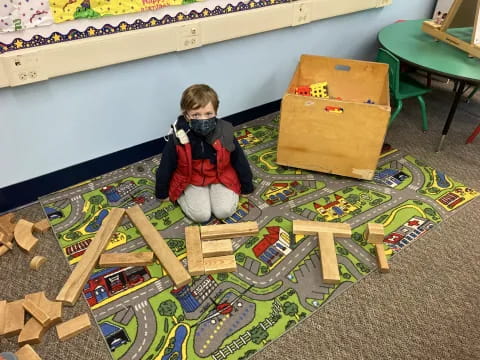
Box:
23;299;51;327
204;255;237;274
16;344;42;360
200;221;258;240
375;244;390;273
56;313;92;341
185;226;204;276
98;252;154;267
318;231;340;284
0;300;6;335
202;239;233;258
293;220;351;237
56;208;125;305
126;205;191;288
3;299;25;337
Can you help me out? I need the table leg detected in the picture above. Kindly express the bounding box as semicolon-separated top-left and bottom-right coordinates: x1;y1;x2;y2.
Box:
436;80;466;152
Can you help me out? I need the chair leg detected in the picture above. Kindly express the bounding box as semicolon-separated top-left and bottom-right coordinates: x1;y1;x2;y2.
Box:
466;124;480;144
389;99;403;125
416;95;428;132
466;86;478;103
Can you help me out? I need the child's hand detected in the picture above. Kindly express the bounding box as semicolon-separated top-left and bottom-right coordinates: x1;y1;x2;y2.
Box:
159;197;169;202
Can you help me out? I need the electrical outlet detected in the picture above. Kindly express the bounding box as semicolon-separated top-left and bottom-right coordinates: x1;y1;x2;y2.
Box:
2;52;47;86
292;2;312;27
187;25;199;36
177;24;202;51
178;36;200;51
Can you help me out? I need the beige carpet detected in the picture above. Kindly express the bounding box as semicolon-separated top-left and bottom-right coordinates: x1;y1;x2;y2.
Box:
1;80;479;359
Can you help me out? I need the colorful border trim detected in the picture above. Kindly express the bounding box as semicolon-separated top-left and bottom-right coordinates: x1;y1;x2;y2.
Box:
0;0;290;53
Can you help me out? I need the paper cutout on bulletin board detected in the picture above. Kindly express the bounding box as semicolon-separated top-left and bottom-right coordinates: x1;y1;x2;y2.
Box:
50;0;202;23
0;0;54;32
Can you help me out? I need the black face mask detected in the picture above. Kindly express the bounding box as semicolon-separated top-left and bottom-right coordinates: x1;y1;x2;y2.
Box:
189;117;217;136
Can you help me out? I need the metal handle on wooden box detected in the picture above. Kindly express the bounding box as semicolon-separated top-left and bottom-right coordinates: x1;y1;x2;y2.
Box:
334;64;351;72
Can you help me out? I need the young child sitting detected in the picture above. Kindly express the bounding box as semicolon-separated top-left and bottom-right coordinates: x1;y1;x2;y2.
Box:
155;84;254;223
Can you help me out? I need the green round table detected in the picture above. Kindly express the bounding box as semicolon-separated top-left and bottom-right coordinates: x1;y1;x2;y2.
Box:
378;19;480;150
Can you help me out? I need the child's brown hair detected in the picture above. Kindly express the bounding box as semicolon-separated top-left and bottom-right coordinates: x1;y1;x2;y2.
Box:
181;84;219;114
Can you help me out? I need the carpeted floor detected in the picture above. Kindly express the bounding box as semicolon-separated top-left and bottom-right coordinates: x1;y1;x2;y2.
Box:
1;78;479;359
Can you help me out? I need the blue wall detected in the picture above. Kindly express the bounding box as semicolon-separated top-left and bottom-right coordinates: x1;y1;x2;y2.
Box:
0;1;435;188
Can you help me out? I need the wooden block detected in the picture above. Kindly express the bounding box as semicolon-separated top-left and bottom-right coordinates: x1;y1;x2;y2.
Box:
18;318;47;345
375;243;390;273
0;231;14;249
14;220;38;253
202;239;233;258
318;231;340;284
56;313;91;341
29;256;47;271
98;251;154;267
0;244;10;256
19;292;62;345
3;299;25;337
293;220;351;238
15;344;42;360
0;213;16;236
0;300;6;335
23;299;52;327
33;219;51;233
24;292;62;324
56;208;125;305
366;223;385;244
200;221;258;240
185;226;204;276
203;255;237;274
126;205;191;288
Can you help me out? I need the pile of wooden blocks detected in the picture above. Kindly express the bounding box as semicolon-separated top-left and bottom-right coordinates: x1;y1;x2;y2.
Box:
186;221;259;276
1;204;197;358
0;213;51;260
0;291;92;359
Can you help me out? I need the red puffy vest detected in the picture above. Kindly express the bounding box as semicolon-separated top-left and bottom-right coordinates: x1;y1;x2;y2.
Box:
168;139;241;201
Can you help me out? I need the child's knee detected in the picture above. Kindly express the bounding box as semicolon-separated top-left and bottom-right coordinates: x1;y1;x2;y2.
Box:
188;210;211;223
212;203;236;219
181;202;211;223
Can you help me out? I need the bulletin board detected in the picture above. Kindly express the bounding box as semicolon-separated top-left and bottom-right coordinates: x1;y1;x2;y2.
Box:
0;0;392;87
0;0;289;53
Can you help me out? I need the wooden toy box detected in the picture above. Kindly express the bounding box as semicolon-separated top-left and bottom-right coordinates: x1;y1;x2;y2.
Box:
276;55;391;180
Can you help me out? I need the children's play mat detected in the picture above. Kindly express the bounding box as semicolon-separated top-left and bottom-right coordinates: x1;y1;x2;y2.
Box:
39;113;479;360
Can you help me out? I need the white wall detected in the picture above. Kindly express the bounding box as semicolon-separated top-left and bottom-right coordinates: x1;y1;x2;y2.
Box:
0;1;435;188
